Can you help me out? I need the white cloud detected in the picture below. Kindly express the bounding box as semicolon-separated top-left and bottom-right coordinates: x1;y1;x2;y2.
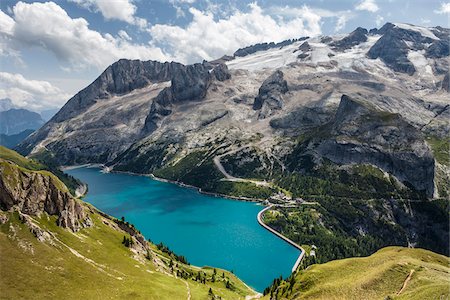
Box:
0;72;72;111
269;6;353;33
1;1;326;70
118;30;132;41
336;15;350;32
355;0;379;12
434;2;450;14
0;2;169;70
68;0;146;27
375;15;384;27
149;3;322;63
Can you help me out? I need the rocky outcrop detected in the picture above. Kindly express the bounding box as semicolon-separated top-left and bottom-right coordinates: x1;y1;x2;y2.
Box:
253;70;288;119
143;62;232;133
315;95;435;197
426;40;450;58
367;26;416;74
233;37;307;57
331;27;368;50
212;63;232;81
367;23;444;75
0;159;90;231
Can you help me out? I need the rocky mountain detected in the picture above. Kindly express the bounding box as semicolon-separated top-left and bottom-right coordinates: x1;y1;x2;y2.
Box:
17;22;449;199
0;108;45;135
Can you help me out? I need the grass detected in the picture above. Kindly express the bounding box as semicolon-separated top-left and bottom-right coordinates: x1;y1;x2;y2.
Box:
264;247;449;300
0;145;45;170
0;208;255;300
426;136;450;166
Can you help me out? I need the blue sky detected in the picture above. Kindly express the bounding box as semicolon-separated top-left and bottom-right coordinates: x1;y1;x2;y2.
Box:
0;0;449;111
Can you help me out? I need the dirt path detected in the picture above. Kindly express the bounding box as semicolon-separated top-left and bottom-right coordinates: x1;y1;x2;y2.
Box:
183;280;191;300
397;269;415;295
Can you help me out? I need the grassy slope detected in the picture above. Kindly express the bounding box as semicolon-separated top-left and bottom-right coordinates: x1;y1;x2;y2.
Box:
265;247;449;300
0;149;254;300
0;145;45;170
0;209;254;300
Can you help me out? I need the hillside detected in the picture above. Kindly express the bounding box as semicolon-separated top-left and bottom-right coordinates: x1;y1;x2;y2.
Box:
262;247;450;300
0;149;256;299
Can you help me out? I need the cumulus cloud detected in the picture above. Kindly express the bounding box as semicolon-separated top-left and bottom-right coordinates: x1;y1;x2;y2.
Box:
355;0;379;12
375;15;384;27
0;72;72;111
68;0;146;27
434;2;450;14
269;5;353;33
0;1;328;70
335;14;350;32
0;2;169;70
149;3;322;63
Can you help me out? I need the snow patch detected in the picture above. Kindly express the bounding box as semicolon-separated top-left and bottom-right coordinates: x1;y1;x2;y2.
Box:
407;50;434;77
226;42;301;71
394;23;439;40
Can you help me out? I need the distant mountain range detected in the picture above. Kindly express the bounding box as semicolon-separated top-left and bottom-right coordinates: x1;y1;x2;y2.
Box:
0;99;59;148
0;108;44;136
0;129;34;149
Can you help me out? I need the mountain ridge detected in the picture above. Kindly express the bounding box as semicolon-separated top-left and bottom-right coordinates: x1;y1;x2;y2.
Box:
17;22;449;200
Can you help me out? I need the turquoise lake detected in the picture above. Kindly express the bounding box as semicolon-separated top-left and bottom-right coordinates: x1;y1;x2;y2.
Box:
66;167;300;292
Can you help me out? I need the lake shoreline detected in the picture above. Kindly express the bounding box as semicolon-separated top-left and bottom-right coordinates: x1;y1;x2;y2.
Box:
65;165;300;292
62;163;266;204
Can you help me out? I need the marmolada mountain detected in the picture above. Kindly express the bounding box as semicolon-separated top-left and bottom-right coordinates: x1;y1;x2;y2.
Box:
1;17;449;300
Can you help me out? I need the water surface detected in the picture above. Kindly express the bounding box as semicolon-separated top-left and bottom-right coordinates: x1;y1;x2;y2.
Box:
67;167;300;292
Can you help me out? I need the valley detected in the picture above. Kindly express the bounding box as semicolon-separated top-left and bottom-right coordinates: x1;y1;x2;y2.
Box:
1;18;449;299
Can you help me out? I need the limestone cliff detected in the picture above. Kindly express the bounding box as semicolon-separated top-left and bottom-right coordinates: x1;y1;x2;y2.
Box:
0;159;89;231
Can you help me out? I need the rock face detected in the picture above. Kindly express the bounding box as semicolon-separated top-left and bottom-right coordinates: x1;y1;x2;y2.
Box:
331;27;368;50
143;62;230;133
367;23;448;75
442;73;449;91
367;25;416;74
0;109;44;135
253;70;288;119
315;95;435;197
0;159;89;231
